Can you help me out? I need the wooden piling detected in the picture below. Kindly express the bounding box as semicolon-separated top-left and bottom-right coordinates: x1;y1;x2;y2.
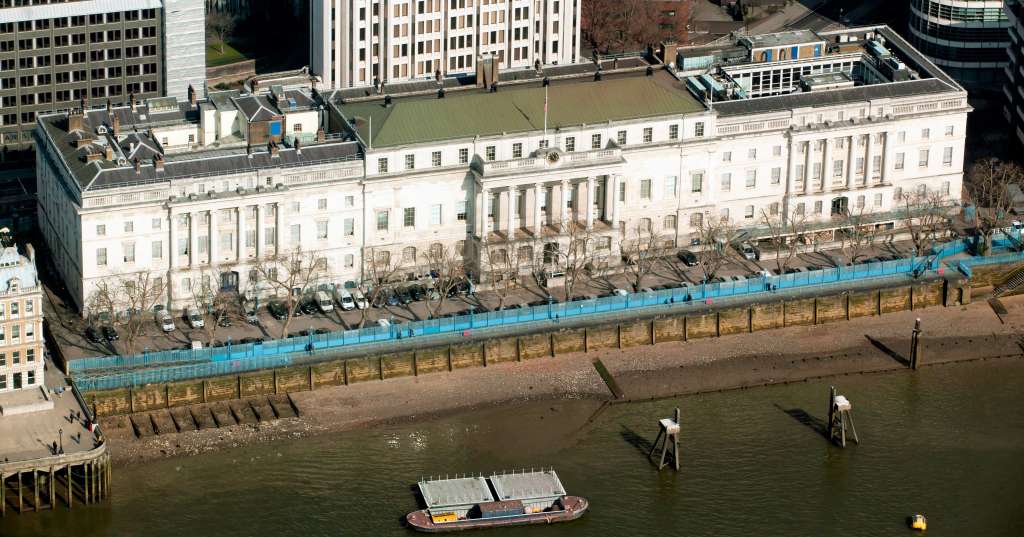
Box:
66;465;72;509
49;467;55;509
17;471;22;513
1;470;5;517
33;469;38;511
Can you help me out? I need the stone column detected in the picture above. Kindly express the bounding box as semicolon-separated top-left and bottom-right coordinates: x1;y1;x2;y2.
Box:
611;174;621;231
803;141;812;195
881;130;894;183
603;175;613;223
864;133;876;186
505;187;515;238
559;180;569;229
169;212;178;268
482;187;491;237
208;210;218;264
237;206;245;261
256;204;266;257
533;182;543;235
274;202;283;254
586;176;595;229
822;137;833;192
845;135;855;189
189;212;199;267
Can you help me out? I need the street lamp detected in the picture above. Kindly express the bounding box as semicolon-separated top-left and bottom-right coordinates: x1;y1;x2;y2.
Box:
58;427;63;454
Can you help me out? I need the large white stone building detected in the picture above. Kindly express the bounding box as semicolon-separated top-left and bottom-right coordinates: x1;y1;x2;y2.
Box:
35;26;970;314
0;241;44;393
310;0;583;88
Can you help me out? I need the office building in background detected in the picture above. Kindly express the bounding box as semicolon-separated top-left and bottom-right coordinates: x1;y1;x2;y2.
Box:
908;0;1009;88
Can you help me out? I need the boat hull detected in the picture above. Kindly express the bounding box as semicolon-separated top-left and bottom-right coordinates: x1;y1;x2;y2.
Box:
406;496;588;533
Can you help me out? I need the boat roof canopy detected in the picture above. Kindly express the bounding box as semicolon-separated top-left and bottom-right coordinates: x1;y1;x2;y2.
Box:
490;470;567;502
418;476;495;511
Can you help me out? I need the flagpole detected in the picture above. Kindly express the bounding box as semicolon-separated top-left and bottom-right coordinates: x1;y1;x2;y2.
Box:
543;85;549;147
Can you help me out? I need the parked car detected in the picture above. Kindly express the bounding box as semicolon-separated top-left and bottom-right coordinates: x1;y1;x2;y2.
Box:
739;242;760;261
408;284;426;302
101;325;118;341
376;318;392;328
677;249;698;266
497;303;527;311
385;289;401;307
316;290;335;313
639;287;656;294
85;326;102;343
314;328;330;335
268;301;288;320
154;305;175;332
244;300;259;325
299;299;317;315
396;286;414;305
336;288;355;311
351;289;369;309
217;314;232;328
186;306;205;329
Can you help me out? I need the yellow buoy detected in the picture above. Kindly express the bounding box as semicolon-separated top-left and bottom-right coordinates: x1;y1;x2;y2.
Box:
909;514;927;531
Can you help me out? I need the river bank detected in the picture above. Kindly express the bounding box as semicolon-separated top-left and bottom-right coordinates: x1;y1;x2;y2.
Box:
99;294;1024;466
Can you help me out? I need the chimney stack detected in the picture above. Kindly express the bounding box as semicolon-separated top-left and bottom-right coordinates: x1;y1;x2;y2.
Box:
316;127;326;142
25;243;35;264
85;150;101;162
129;92;137;113
269;141;280;158
106;98;112;116
294;137;301;154
112;114;121;136
104;145;114;161
153;154;165;172
133;157;141;174
68;110;84;132
188;84;197;108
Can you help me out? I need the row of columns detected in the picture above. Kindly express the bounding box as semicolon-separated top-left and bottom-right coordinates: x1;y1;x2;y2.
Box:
477;176;617;239
794;131;894;196
169;203;281;269
0;453;111;516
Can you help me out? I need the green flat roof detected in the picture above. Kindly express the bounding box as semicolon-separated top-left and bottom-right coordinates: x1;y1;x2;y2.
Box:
337;71;706;148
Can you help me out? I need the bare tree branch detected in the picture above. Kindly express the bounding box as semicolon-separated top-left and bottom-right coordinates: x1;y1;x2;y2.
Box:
420;242;465;318
361;247;400;328
761;210;808;275
966;158;1020;255
619;220;668;292
206;12;235;54
253;247;326;339
692;214;737;282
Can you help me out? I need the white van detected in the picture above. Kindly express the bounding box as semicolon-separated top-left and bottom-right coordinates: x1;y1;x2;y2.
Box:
186;306;205;329
351;289;369;309
336;288;355;311
316;290;335;313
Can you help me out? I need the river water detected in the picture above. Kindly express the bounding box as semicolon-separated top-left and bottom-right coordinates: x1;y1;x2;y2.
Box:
5;359;1024;536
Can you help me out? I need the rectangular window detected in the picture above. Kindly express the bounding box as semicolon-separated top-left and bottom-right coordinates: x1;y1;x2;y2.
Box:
619;181;626;202
151;240;162;259
814;200;822;215
874;193;883;207
921;128;930;140
591;133;602;150
721;173;732;192
317;220;328;239
722;151;732;162
345;195;355;208
691;172;703;193
833;160;843;177
457;201;467;221
405;154;415;170
265;228;276;246
665;176;677;197
643;127;653;143
895;152;905;170
942;147;953;167
747;148;756;159
795;203;805;216
795;164;805;181
97;248;107;266
430;204;442;226
485;146;496;161
771;167;781;184
745;170;756;188
669;124;679;140
694;122;705;137
513;142;523;158
919;149;929;167
744;205;754;219
344;218;355;236
290;224;301;243
378;157;389;173
152;218;162;230
96;224;106;236
617;130;627;146
459;148;469;163
124;221;133;233
856;157;865;175
246;230;256;247
812;163;822;181
640;179;652;199
945;125;954;137
318;198;328;210
564;137;575;153
872;155;882;175
404;207;416;227
376;211;389;231
773;145;782;157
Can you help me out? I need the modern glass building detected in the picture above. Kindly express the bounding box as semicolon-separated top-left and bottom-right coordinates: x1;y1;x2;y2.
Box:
908;0;1009;88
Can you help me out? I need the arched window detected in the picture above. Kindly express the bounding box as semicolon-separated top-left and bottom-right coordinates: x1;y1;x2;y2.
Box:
664;215;677;230
689;212;703;227
517;245;533;263
429;242;444;258
639;217;652;232
402;246;417;263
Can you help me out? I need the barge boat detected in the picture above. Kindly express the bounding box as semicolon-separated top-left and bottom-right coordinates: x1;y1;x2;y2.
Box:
406;469;587;532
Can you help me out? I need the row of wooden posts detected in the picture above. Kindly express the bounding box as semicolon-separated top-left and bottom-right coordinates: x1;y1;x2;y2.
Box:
0;453;111;516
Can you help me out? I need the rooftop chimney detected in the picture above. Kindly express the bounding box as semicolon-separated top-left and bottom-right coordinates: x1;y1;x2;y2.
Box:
68;110;84;132
85;150;101;162
316;127;326;142
153;154;165;172
106;98;112;116
294;137;301;154
269;141;280;158
188;84;197;108
25;243;35;264
104;145;114;161
129;92;137;113
112;114;121;136
133;157;141;175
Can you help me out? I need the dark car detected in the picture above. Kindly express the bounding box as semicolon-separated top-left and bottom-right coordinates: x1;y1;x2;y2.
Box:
217;314;232;328
85;326;102;343
299;299;318;315
527;295;559;307
568;295;595;302
396;287;414;305
314;328;330;335
101;325;118;341
408;284;426;302
268;301;288;320
676;250;698;266
384;290;400;307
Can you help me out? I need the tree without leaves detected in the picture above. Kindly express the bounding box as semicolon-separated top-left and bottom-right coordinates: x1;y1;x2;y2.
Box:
187;266;244;345
619;221;668;292
760;210;808;275
582;0;662;54
420;243;465;319
86;272;166;354
206;12;235;54
361;247;401;328
253;247;327;339
483;240;526;311
554;222;598;301
837;206;880;264
692;215;737;283
897;190;954;256
966;158;1020;255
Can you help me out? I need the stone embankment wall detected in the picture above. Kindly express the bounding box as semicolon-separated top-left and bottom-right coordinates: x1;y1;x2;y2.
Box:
84;277;972;417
